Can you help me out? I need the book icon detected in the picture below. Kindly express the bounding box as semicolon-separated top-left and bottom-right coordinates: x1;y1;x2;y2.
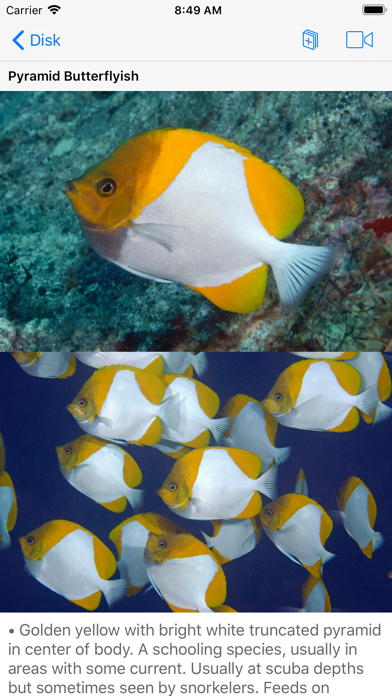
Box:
303;30;318;50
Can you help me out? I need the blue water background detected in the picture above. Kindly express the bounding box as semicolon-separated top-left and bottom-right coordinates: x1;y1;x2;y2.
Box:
0;352;391;613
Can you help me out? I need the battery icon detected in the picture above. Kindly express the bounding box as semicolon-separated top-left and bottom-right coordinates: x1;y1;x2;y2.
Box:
362;4;386;13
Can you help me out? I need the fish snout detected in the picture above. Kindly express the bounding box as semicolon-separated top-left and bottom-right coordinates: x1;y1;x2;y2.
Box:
62;180;75;194
65;402;84;420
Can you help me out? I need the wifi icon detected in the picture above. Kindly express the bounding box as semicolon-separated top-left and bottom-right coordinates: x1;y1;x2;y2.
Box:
48;4;61;13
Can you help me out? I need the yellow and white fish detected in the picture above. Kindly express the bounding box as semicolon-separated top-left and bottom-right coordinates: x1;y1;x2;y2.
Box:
19;520;127;610
160;373;230;447
261;359;378;432
301;575;331;612
200;516;263;565
0;470;17;550
221;394;291;470
109;512;185;596
281;575;331;613
344;352;392;424
66;365;179;445
0;431;5;472
294;469;309;496
64;128;338;314
259;493;335;577
157;446;277;521
144;532;227;612
75;351;207;377
292;352;358;360
56;435;144;513
12;352;76;378
335;476;384;558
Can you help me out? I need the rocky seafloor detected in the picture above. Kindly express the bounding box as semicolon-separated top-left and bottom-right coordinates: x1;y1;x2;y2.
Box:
0;90;391;351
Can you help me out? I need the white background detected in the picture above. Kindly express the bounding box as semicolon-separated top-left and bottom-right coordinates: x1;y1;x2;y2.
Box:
2;612;391;696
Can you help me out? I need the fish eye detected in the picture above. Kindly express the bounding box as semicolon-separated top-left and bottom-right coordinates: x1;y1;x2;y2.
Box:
26;536;35;545
77;399;87;408
97;178;117;197
265;509;273;517
64;447;72;455
274;393;283;402
335;489;340;497
168;482;177;491
158;540;167;548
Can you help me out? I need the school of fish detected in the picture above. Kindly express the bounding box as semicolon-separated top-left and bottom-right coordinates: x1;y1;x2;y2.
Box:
1;350;391;612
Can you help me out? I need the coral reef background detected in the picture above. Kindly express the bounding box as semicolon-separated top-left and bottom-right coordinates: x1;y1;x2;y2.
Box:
1;91;391;351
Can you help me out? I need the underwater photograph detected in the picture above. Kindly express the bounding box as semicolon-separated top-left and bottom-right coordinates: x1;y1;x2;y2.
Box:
0;91;392;352
0;351;391;613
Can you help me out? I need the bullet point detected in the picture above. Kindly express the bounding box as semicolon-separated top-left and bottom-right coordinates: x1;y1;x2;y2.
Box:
9;629;14;633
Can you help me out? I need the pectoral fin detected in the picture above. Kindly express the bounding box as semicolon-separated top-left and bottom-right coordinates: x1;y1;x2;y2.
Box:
132;223;192;251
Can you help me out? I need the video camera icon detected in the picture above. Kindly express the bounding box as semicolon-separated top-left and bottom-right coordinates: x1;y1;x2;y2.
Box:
346;31;373;48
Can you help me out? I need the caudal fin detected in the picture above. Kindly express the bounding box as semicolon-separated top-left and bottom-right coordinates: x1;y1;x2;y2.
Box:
272;244;340;312
356;384;379;419
256;463;278;500
126;487;145;513
274;446;291;466
372;531;384;553
190;353;208;376
164;352;187;373
373;400;392;425
102;578;128;608
210;416;231;444
321;549;336;566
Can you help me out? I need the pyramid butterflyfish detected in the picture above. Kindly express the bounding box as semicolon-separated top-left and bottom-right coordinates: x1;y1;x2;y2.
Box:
261;359;378;432
259;493;335;577
66;365;180;445
64;128;339;314
157;446;277;521
19;520;128;610
144;532;228;612
335;476;384;558
12;352;76;378
56;434;144;513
